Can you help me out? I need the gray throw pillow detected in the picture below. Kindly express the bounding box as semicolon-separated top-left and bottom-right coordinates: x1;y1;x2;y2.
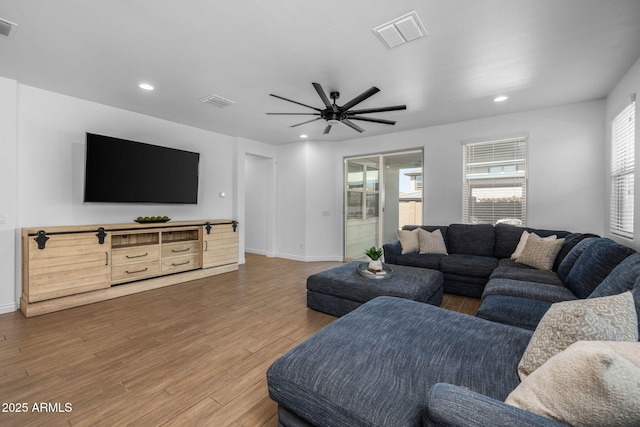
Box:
418;228;448;255
516;233;564;271
518;291;638;379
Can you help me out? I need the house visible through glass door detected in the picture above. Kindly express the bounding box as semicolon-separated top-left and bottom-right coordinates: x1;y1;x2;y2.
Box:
344;150;423;260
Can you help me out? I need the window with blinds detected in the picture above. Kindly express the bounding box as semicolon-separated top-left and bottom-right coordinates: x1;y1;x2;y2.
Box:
610;100;636;239
463;137;527;225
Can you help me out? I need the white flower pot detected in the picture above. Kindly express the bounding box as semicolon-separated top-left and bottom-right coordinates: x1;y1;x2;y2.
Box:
368;259;383;271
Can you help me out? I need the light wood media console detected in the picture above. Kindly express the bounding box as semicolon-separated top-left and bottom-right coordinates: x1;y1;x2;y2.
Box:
21;219;239;317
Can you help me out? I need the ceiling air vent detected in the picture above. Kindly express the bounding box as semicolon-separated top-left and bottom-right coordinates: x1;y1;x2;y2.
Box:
200;94;235;108
372;11;427;49
0;18;18;38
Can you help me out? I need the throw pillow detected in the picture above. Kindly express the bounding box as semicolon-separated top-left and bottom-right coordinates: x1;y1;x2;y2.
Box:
511;231;557;260
418;228;448;255
507;341;640;426
397;228;420;254
518;291;638;379
515;233;564;270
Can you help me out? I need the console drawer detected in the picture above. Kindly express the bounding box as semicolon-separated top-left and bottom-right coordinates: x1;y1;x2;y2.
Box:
162;241;199;259
112;260;160;282
161;253;200;273
112;245;160;266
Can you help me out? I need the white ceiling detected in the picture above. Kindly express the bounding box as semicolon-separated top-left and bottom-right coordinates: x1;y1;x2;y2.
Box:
1;0;639;145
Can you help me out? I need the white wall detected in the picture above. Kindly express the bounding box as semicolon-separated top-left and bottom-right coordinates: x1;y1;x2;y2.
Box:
606;56;640;250
0;77;18;313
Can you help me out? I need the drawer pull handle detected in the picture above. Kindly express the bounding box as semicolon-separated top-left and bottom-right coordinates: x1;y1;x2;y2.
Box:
126;252;149;259
171;248;191;253
172;260;190;267
126;267;148;274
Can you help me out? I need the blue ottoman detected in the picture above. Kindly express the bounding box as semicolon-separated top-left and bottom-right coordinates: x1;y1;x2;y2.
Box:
307;261;443;317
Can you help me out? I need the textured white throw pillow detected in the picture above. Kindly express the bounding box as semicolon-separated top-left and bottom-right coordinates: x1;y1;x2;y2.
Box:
515;233;564;270
418;228;448;255
397;228;420;254
511;231;557;260
507;341;640;426
518;291;638;379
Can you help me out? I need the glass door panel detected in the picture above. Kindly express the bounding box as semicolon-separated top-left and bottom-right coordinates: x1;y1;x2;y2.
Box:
344;157;380;260
344;150;423;261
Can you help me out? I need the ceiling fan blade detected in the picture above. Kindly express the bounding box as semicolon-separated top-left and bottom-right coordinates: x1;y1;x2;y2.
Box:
340;86;380;111
348;116;397;125
323;124;332;134
290;117;322;128
342;119;365;133
347;105;407;115
266;112;320;115
269;94;321;111
312;82;333;110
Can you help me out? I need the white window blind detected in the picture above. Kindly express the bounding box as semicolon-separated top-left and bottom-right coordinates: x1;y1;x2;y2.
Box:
610;100;635;239
463;137;527;225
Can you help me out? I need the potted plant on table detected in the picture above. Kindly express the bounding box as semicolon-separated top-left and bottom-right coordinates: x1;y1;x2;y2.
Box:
364;246;384;272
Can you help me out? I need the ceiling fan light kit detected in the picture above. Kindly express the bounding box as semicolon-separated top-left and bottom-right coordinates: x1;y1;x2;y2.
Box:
267;82;406;135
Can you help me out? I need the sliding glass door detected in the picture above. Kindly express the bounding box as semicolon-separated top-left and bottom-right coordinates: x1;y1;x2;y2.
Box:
344;150;423;260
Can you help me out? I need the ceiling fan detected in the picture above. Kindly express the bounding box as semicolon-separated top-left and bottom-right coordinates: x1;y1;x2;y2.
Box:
267;82;407;134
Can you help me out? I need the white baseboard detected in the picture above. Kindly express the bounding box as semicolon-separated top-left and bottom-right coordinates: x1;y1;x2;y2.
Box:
270;252;343;262
245;248;267;256
0;301;19;315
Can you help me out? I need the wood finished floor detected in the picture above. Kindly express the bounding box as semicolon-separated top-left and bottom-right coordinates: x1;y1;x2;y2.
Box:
0;254;480;426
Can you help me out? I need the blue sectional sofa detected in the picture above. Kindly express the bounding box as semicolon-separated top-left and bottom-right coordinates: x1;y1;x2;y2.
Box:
383;223;597;298
267;224;640;426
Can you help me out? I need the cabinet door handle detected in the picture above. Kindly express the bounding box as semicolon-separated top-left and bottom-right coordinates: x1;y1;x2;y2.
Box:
126;267;148;274
171;248;190;253
105;252;109;266
126;252;149;259
205;241;208;251
172;260;190;267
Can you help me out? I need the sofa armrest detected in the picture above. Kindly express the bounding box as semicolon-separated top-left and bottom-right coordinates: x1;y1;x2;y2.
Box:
425;383;567;427
383;240;402;264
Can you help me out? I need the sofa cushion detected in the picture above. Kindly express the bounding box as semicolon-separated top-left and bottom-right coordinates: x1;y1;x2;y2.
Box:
564;238;636;298
440;254;499;278
441;275;487;299
589;252;640;299
394;253;445;270
482;278;577;303
418;228;448;254
515;234;565;271
490;265;564;287
397;228;420;254
507;341;640;427
517;292;638;379
476;295;552;331
447;223;495;257
556;237;598;282
267;297;533;427
427;383;568;427
552;233;600;271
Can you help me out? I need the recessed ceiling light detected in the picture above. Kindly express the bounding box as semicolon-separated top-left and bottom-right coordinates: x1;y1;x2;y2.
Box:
494;95;508;102
300;134;308;139
138;83;154;91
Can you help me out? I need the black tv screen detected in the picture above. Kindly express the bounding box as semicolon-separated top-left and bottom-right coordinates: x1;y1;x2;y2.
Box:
83;133;200;204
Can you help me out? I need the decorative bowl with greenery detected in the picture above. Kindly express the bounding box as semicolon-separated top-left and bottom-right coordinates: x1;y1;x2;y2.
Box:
364;246;384;271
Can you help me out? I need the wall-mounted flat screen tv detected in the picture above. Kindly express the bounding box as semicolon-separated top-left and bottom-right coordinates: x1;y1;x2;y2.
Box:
83;133;200;204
